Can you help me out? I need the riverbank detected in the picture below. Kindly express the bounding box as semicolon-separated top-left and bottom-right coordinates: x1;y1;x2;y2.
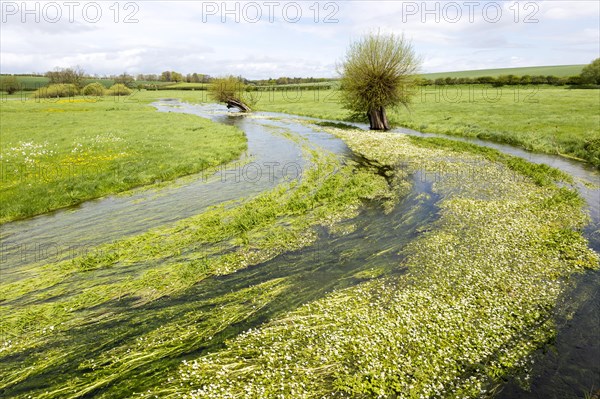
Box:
0;97;247;223
252;85;600;168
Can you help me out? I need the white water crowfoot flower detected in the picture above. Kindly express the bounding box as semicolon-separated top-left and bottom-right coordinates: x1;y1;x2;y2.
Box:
168;128;598;399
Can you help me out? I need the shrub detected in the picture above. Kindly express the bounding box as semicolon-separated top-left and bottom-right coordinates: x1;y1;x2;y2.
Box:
1;76;21;94
476;76;495;84
82;82;106;96
444;77;457;85
107;83;132;96
31;84;79;98
546;75;560;85
580;58;600;85
520;75;532;85
528;75;544;85
556;77;568;86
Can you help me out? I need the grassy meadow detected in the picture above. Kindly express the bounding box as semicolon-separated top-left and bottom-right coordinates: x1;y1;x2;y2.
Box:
252;85;600;167
0;96;247;222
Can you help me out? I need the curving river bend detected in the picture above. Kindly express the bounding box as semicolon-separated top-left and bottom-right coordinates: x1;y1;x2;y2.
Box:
1;101;598;398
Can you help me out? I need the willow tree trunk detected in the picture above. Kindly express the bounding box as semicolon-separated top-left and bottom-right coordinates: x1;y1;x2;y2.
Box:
367;107;390;130
226;99;251;112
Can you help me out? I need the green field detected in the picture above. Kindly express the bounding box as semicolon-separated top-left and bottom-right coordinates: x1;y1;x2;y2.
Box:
0;96;247;222
0;75;174;90
2;75;51;90
32;86;594;168
252;85;600;167
77;86;598;167
4;76;113;90
421;64;586;79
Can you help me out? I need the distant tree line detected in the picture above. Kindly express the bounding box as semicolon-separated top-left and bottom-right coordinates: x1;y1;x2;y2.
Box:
418;59;599;87
249;84;335;91
2;58;598;94
250;77;333;85
45;66;87;88
417;74;587;87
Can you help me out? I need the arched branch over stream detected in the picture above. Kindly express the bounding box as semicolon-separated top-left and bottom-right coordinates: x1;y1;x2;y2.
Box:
226;98;251;112
209;76;253;113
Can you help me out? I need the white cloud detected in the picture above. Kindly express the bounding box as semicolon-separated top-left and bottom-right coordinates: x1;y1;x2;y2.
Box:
541;0;600;20
0;0;598;78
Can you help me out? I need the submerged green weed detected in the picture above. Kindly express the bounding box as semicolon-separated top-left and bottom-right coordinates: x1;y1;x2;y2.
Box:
167;128;598;399
0;131;396;397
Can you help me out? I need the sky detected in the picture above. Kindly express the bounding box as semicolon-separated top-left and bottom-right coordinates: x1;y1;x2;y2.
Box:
1;0;599;79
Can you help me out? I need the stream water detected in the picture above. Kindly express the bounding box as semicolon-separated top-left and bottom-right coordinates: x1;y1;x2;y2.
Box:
0;101;598;398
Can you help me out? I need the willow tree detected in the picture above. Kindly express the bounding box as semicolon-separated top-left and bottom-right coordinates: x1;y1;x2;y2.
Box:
208;76;252;112
339;32;420;130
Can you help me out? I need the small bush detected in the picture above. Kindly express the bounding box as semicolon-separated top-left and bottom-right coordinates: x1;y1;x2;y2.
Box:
1;76;21;94
82;82;106;96
580;58;600;85
107;83;132;96
31;84;78;98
